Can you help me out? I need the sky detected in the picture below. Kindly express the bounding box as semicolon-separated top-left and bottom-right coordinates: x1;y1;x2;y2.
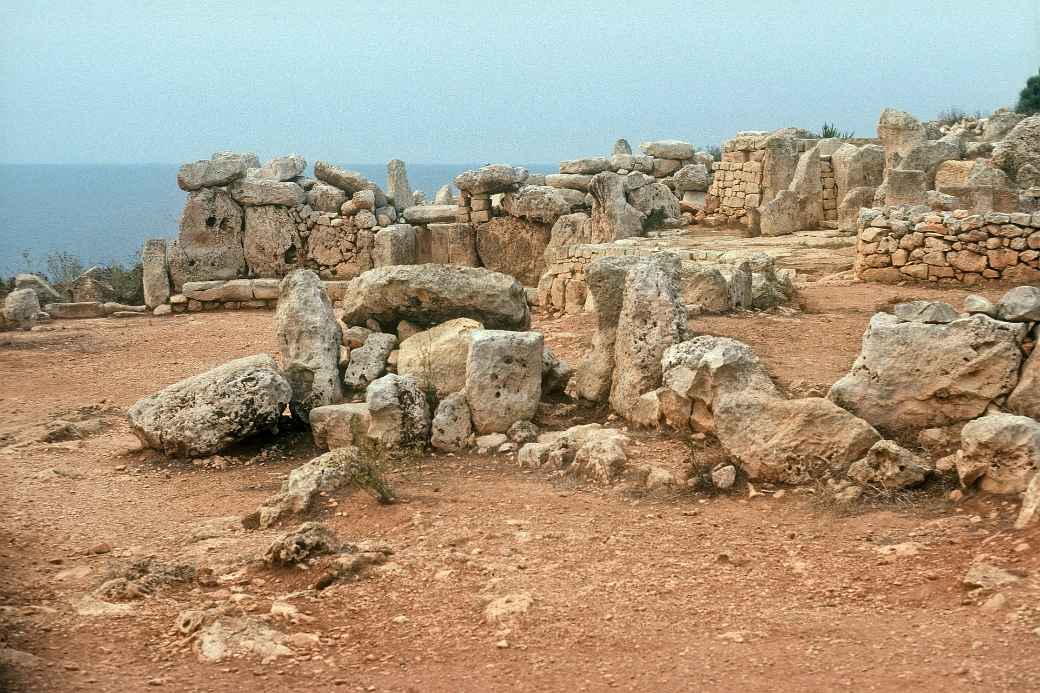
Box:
1;0;1038;165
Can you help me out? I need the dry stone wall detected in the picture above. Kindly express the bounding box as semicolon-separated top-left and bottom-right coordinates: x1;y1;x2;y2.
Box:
855;207;1040;284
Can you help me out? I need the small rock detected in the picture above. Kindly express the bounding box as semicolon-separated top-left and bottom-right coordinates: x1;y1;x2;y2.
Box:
711;464;737;489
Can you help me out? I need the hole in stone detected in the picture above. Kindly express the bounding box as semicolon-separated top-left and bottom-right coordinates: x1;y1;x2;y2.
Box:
205;216;217;228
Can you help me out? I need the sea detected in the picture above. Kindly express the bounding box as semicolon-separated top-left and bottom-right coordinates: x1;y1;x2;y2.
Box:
0;163;555;276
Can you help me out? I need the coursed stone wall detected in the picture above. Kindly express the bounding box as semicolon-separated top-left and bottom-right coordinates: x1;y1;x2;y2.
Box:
855;207;1040;284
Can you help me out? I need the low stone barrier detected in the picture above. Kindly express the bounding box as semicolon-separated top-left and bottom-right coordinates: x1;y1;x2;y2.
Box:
164;278;352;313
855;207;1040;284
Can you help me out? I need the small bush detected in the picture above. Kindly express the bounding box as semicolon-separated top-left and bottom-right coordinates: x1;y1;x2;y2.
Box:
108;261;144;306
818;122;855;139
935;108;972;126
45;251;85;286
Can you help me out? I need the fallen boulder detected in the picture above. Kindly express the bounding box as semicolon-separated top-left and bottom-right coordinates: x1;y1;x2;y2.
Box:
128;355;291;458
956;414;1040;494
829;313;1026;433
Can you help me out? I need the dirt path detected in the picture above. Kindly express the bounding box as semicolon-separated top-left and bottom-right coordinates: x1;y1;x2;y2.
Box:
1;284;1038;692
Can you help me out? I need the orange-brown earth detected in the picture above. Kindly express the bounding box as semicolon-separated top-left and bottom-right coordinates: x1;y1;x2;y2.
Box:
1;281;1038;692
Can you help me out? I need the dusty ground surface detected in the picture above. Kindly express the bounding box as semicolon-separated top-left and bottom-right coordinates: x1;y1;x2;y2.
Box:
2;280;1039;692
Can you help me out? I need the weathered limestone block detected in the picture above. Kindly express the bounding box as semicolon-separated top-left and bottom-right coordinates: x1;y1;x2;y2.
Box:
3;288;40;329
899;140;963;188
877;108;927;172
847;440;929;489
680;263;731;313
501;185;584;225
715;395;881;483
244;205;302;277
314;161;374;196
177;152;254;191
275;270;344;421
343;332;397;392
831;143;884;204
229;179;305;207
956;414;1040;494
992;115;1040;185
254;154;306;182
42;301;106;319
428;222;479;266
640;140;694;160
141;239;171;308
996;286;1040;321
838;187;878;234
546;174;592;192
661;336;780;431
465;330;543;434
673;164;709;192
546;213;593;254
588;172;645;241
172;188;246;286
829;312;1026;433
560;158;610;175
397;318;482;398
365;374;431;449
402;205;457;224
475;216;552;286
454;164;528;195
613;139;632;155
340;265;530;331
430;392;472;451
127;355;291;458
372;224;417;267
610;254;687;419
387;159;413;212
14;273;62;306
310;403;371;450
884;169;927;207
574;256;645;402
610;154;654;174
627;180;681;224
306;183;348;213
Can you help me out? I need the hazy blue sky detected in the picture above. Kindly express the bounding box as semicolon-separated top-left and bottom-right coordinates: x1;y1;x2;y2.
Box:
1;1;1037;164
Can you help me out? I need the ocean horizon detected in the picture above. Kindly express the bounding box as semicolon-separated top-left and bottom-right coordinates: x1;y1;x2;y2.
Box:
0;162;555;276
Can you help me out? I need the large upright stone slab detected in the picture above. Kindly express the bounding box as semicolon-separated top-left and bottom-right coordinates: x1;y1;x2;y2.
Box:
574;256;645;402
466;330;543;433
141;238;170;308
610;254;687;419
397;318;482;398
475;216;552;286
171;188;246;287
588;171;645;241
877;108;927;173
387;159;413;212
275;270;343;421
372;224;417;267
244;205;302;277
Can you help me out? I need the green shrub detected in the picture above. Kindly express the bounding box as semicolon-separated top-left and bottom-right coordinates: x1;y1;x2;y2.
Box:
108;261;144;306
45;251;85;286
818;122;855;139
1017;67;1040;114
